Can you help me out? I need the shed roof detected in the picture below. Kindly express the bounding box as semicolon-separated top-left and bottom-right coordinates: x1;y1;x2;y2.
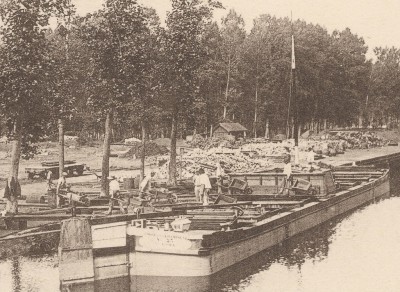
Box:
218;122;248;132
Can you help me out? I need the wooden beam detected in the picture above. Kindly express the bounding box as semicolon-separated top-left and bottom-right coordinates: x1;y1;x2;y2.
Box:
172;202;252;211
5;214;85;221
90;210;184;225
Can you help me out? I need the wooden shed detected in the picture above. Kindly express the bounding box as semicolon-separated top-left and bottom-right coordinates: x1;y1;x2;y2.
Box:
213;122;248;139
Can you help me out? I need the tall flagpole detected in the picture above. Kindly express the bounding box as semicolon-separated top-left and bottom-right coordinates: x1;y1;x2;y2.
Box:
291;18;299;165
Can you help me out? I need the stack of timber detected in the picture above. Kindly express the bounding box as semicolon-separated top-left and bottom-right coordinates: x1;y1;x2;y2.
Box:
333;170;383;189
185;209;237;230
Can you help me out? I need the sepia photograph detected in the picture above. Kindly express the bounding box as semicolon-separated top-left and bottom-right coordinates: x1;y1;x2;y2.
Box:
1;0;400;291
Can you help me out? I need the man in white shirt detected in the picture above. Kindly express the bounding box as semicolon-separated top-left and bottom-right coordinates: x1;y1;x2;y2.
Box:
280;150;292;195
106;176;126;215
139;172;155;199
46;170;54;190
307;147;315;164
197;168;211;205
56;172;68;207
56;172;67;194
193;170;203;202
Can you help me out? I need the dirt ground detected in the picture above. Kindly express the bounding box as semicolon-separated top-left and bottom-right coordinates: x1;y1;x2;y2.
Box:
0;138;187;199
0;143;136;179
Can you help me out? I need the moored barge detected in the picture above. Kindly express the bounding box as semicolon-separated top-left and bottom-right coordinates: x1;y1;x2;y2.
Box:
59;167;390;286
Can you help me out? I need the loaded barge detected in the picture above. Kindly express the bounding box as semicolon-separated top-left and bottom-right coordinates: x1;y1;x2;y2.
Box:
58;167;390;286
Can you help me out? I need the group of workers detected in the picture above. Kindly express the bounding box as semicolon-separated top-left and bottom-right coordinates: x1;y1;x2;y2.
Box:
47;169;155;215
46;147;315;212
106;171;155;215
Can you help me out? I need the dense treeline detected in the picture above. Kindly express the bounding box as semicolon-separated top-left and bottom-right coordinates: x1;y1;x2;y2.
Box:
1;0;400;194
48;9;400;139
2;1;399;142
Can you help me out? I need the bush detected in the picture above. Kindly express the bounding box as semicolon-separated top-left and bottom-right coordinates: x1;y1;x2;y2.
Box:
64;131;78;136
76;131;97;147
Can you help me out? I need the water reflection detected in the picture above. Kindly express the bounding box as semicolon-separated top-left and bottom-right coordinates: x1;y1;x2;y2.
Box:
11;258;21;292
0;254;58;292
209;218;336;292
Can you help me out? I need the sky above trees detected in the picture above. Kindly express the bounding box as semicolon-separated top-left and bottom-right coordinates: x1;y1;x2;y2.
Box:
72;0;400;60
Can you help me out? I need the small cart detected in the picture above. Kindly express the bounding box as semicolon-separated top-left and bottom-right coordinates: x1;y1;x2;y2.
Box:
289;178;318;196
25;160;86;179
220;178;253;195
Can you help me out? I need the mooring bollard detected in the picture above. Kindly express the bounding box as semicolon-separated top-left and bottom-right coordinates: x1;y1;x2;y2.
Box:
59;217;94;286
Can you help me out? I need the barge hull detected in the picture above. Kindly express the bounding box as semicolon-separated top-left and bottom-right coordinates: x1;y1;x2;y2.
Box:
129;171;389;277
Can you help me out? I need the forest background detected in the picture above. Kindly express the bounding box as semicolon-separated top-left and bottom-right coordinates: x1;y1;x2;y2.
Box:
1;0;399;192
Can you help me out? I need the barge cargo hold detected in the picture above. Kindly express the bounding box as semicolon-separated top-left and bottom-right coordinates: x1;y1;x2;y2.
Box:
59;168;390;286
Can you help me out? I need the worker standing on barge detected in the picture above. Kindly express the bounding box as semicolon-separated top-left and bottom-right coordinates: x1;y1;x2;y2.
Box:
46;170;54;190
56;172;68;207
194;170;202;202
107;176;126;215
197;168;211;205
307;147;315;164
139;172;155;199
280;148;292;195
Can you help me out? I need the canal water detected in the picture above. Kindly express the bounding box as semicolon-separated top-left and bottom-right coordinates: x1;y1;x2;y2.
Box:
1;195;400;292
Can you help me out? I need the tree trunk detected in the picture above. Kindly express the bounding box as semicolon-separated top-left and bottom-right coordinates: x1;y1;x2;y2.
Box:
298;124;301;139
291;118;295;139
5;117;23;214
140;121;146;182
264;118;269;139
223;57;231;119
100;110;113;197
58;118;64;178
168;112;178;186
253;77;258;138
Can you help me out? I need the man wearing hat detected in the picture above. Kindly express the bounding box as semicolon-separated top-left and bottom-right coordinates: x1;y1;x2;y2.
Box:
193;169;202;202
279;148;292;195
196;168;211;205
139;172;155;199
46;169;54;190
56;171;68;207
106;176;126;215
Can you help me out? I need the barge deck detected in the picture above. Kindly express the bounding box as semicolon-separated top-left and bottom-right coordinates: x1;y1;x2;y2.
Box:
58;167;390;285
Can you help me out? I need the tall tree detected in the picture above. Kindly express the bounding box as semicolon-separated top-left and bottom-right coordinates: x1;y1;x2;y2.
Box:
48;0;76;178
79;0;159;195
197;22;225;135
241;17;270;137
162;0;222;185
329;28;370;127
369;47;400;127
220;9;246;120
127;6;162;181
0;0;69;213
